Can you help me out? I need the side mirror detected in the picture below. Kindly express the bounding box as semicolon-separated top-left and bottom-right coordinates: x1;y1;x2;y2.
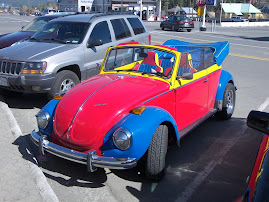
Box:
247;110;269;135
87;38;103;48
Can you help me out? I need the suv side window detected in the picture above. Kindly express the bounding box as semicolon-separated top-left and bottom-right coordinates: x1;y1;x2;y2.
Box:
127;18;145;35
89;21;111;44
111;18;131;40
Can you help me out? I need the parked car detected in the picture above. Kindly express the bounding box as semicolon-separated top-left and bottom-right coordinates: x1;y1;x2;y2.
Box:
41;9;57;16
231;16;249;22
239;110;269;201
0;13;151;99
30;39;236;180
0;14;72;50
160;15;194;32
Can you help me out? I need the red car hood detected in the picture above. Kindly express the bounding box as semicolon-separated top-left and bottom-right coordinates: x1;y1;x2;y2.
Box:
53;73;170;154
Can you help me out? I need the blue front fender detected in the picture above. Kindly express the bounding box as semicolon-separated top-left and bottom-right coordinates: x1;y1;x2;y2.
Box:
39;99;59;139
216;70;235;101
102;106;179;160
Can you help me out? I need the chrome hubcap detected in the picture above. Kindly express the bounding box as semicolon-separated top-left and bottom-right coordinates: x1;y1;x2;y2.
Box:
226;90;234;114
60;79;75;92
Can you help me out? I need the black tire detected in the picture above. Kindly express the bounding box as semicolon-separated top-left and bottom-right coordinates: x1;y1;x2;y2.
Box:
161;25;164;30
187;29;192;32
47;70;80;100
146;125;168;180
217;83;236;120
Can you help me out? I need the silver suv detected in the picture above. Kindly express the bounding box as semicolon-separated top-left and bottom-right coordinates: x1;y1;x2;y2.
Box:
0;13;151;98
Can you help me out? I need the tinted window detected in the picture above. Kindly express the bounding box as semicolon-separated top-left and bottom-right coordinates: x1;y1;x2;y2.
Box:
111;19;131;40
32;22;89;44
89;21;111;44
176;16;189;21
127;18;145;35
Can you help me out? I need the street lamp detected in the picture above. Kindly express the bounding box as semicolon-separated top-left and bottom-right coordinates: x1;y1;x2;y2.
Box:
220;0;223;26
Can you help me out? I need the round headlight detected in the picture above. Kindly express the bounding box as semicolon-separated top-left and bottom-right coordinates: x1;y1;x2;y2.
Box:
36;110;50;129
112;127;132;151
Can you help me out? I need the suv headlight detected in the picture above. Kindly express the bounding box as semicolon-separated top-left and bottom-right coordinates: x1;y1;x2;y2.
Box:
36;109;50;129
21;61;47;74
113;127;132;150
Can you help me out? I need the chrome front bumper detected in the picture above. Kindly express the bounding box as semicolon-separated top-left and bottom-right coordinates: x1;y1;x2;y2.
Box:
31;130;137;172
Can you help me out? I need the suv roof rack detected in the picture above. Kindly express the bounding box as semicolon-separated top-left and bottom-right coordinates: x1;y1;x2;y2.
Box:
70;12;136;22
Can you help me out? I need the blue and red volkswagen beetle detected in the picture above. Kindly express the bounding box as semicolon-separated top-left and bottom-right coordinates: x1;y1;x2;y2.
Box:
31;40;236;180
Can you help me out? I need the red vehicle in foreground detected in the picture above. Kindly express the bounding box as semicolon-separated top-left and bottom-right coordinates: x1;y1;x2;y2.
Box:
241;111;269;201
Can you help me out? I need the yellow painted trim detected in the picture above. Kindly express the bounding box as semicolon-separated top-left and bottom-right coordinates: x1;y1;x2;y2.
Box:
100;44;180;89
99;44;222;91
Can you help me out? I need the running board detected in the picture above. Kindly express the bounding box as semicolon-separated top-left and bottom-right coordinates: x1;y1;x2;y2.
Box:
178;109;217;138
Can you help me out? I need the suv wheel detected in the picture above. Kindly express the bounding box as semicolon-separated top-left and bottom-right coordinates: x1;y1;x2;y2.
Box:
48;70;80;100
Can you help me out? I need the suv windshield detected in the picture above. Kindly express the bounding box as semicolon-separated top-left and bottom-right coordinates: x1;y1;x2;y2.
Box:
104;47;176;78
30;21;89;44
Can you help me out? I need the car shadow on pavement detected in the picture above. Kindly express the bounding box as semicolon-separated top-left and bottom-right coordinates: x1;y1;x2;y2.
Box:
111;117;263;201
13;117;263;201
2;93;48;109
16;134;108;188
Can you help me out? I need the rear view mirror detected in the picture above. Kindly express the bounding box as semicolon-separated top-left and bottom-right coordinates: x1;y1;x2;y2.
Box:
247;110;269;135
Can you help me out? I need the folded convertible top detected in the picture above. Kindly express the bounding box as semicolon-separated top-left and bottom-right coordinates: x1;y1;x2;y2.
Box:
162;39;229;66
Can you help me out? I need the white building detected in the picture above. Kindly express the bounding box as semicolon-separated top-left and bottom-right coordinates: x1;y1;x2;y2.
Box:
59;0;111;12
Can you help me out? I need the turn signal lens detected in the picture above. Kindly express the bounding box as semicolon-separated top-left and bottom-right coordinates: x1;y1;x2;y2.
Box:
131;106;146;115
21;70;43;74
54;92;66;100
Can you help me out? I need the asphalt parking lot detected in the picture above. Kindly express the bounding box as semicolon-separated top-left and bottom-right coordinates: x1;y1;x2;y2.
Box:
0;13;269;202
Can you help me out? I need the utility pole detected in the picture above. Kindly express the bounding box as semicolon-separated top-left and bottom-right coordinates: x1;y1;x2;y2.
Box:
140;0;143;19
220;0;223;26
28;0;30;15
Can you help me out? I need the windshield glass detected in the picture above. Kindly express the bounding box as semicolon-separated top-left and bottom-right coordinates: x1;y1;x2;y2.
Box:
22;17;52;32
104;47;176;78
30;21;89;44
176;16;189;21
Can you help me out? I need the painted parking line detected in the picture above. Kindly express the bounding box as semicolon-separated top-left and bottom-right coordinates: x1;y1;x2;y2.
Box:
176;98;269;201
151;40;269;62
175;125;247;202
229;53;269;61
257;98;269;111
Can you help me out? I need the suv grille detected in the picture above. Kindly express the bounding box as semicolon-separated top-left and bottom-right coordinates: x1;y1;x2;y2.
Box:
0;60;23;75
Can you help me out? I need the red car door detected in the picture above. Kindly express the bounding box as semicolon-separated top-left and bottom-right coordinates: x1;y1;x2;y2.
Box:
175;75;209;132
174;52;209;133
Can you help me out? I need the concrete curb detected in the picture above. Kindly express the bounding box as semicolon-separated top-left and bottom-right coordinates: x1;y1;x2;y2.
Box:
0;97;59;202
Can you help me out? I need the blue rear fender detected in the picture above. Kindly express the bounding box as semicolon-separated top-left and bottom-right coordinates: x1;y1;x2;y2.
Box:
215;70;235;101
102;106;179;160
39;99;60;139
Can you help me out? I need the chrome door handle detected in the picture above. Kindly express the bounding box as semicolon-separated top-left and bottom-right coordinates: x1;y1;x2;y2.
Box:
203;78;209;83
